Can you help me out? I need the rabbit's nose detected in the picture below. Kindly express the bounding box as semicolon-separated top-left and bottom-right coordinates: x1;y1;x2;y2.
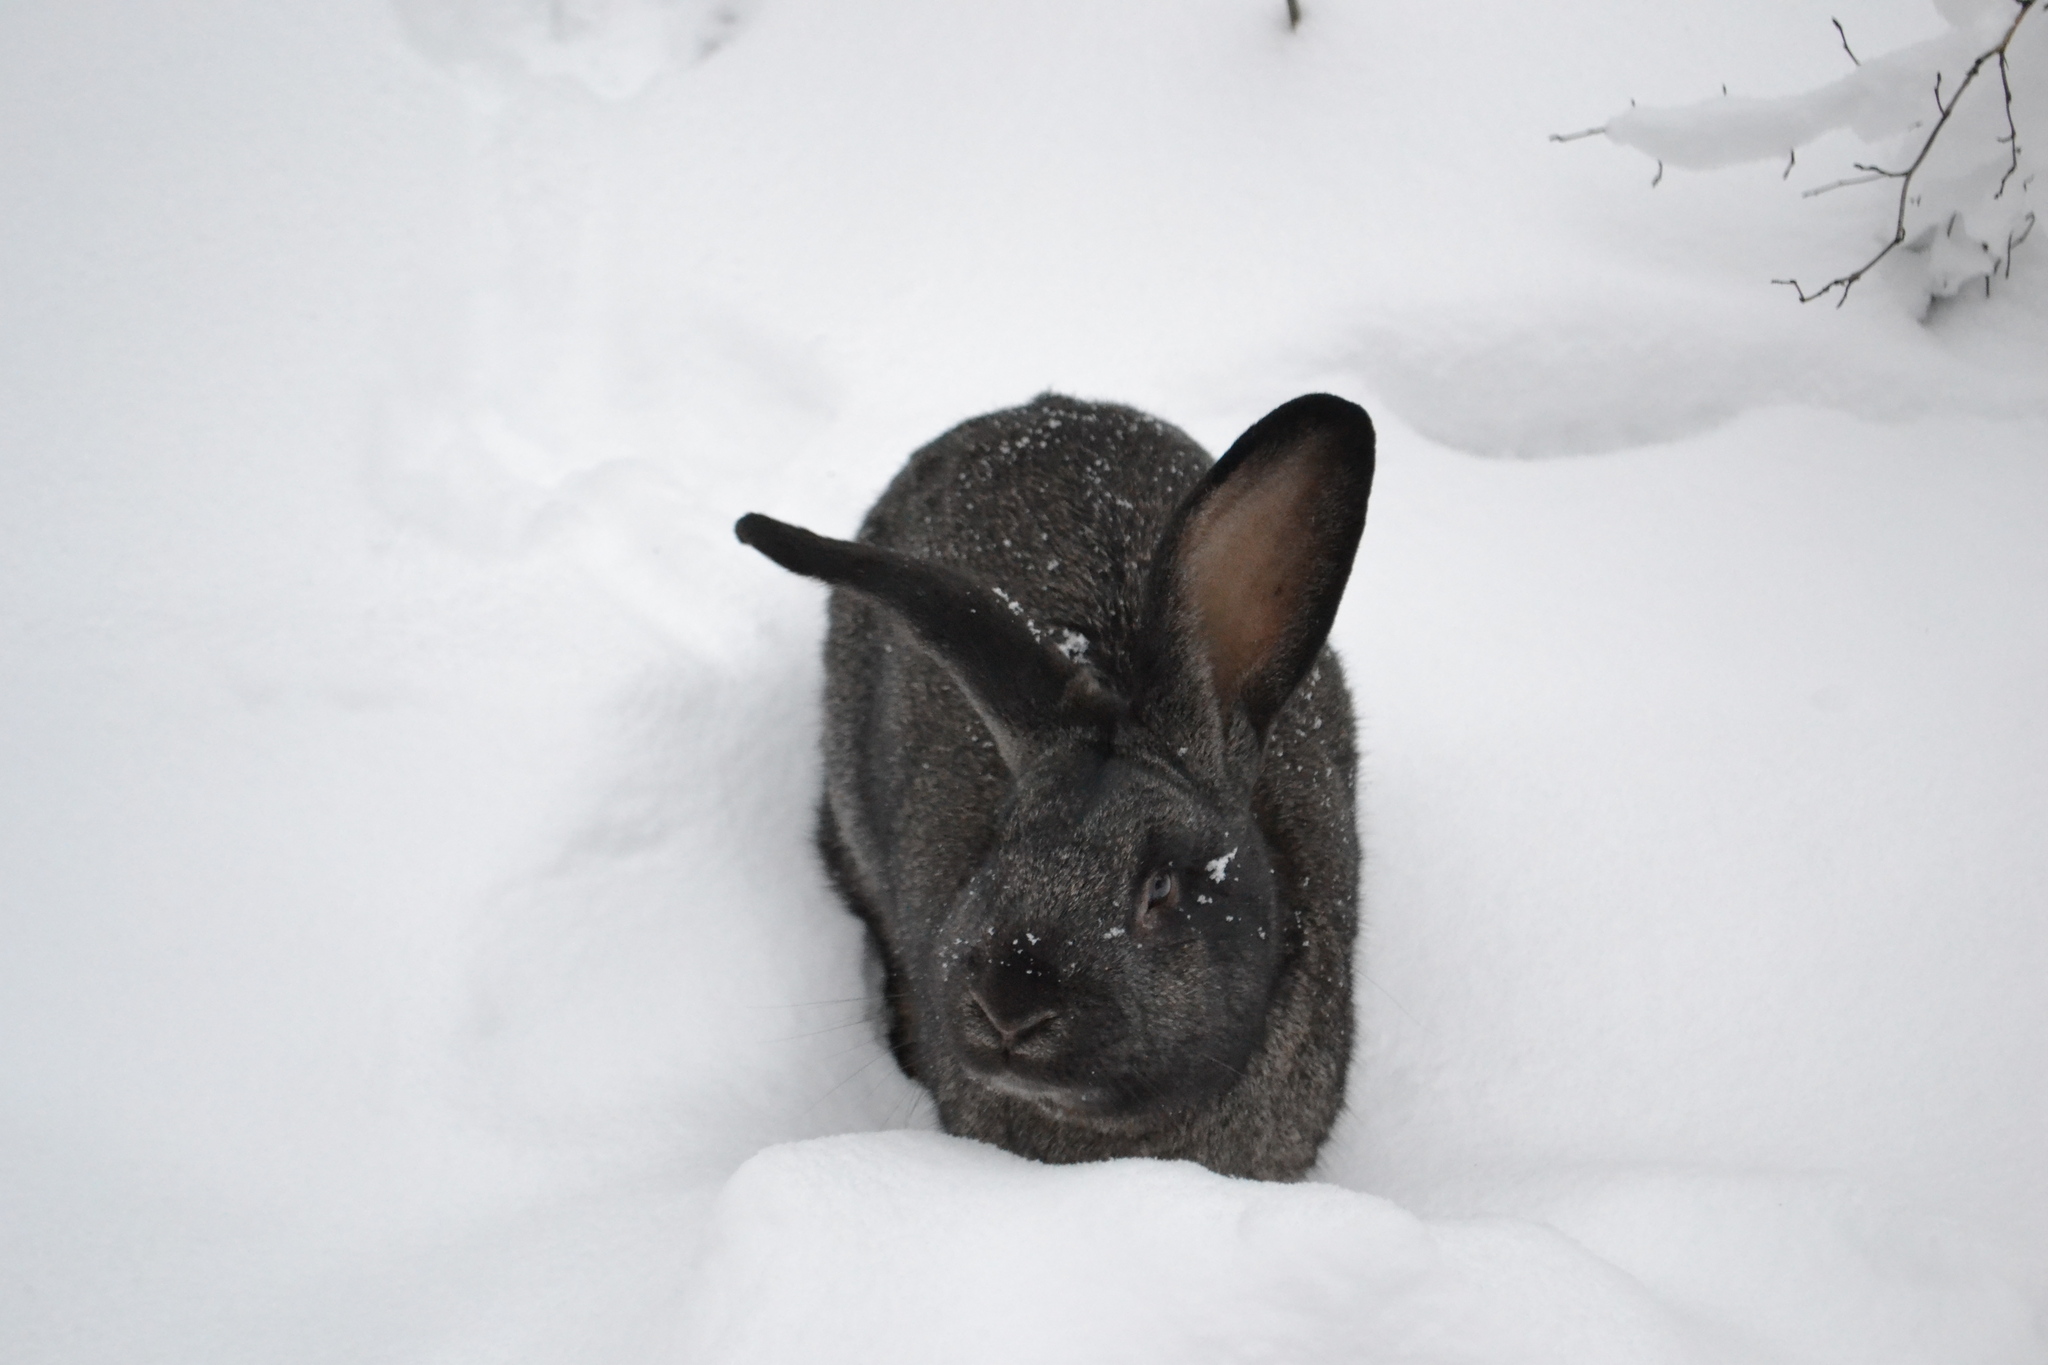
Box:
970;945;1061;1048
970;988;1057;1048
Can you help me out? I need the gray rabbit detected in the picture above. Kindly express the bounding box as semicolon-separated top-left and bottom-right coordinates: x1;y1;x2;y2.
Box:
737;392;1374;1180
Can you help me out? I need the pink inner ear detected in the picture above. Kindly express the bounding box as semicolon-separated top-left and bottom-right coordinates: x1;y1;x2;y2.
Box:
1179;453;1323;709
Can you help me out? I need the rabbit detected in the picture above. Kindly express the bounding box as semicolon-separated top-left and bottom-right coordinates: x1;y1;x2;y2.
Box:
735;392;1374;1181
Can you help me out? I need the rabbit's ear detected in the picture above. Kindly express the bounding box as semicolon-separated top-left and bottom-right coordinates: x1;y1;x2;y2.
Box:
1135;394;1374;752
736;514;1107;770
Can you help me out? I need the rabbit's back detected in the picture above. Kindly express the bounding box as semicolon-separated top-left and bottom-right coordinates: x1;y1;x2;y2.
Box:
858;395;1210;673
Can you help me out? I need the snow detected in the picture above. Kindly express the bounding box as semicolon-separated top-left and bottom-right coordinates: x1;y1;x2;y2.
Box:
3;1;2045;1362
1602;13;2014;167
678;1132;1722;1364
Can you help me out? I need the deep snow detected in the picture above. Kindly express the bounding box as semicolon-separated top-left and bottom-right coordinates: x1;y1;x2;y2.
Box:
3;1;2045;1362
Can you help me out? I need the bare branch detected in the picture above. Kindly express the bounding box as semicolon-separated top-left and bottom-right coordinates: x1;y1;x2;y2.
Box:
1996;48;2022;198
1549;2;2036;304
1786;0;2038;305
1802;171;1893;198
1285;0;1301;31
1832;17;1861;66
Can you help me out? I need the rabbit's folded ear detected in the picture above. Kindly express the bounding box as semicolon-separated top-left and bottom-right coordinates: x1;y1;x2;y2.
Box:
1135;394;1375;756
736;514;1102;770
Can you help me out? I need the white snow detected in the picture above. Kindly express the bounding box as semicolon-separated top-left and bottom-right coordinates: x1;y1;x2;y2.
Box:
3;1;2046;1362
1602;12;2014;167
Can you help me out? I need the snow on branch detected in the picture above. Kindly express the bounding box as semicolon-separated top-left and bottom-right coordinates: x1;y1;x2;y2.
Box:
1555;0;2040;307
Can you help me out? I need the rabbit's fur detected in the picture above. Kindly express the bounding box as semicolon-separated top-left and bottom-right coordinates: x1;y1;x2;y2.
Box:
738;393;1373;1181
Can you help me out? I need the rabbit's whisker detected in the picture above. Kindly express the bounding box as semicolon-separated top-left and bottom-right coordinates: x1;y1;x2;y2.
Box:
801;1046;893;1120
1358;971;1421;1028
760;1018;881;1045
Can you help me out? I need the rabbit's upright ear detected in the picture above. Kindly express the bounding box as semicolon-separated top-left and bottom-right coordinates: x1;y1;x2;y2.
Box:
1135;394;1374;757
736;514;1106;771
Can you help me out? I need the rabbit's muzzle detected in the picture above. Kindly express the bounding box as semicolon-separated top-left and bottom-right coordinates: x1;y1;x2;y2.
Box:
956;940;1063;1059
949;939;1121;1116
967;944;1059;1050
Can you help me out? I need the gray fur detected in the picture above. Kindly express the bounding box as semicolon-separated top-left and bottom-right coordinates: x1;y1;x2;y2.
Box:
743;393;1371;1181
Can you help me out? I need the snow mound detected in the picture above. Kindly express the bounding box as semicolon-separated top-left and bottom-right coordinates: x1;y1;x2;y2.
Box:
679;1132;1699;1365
680;1134;2041;1365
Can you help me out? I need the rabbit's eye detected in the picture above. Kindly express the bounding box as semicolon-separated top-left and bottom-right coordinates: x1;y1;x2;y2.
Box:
1135;868;1179;932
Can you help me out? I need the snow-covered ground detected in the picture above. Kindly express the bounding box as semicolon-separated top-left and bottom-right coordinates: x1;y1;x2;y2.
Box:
4;1;2046;1360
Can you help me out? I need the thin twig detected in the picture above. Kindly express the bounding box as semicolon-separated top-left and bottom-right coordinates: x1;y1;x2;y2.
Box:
1779;0;2038;306
1803;170;1891;198
1784;147;1798;180
1285;0;1301;31
2010;212;2039;277
1549;124;1609;143
1996;49;2022;197
1833;17;1861;66
1651;158;1664;188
